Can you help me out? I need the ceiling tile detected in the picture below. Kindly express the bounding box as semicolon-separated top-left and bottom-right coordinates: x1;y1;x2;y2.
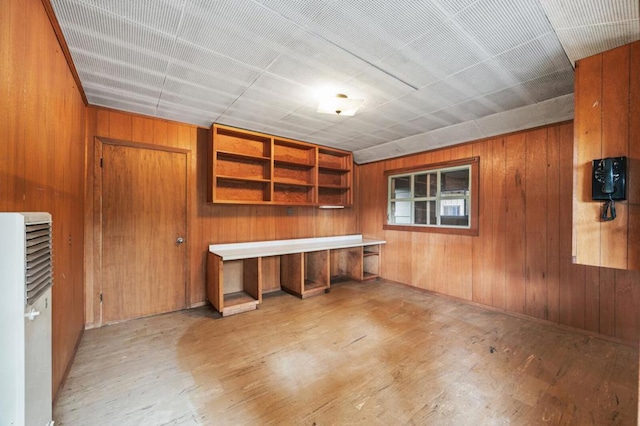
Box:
179;0;301;69
521;67;575;102
475;101;547;136
536;93;575;123
539;0;639;29
482;85;536;112
171;40;263;85
78;0;185;35
401;20;490;81
453;0;554;55
495;32;572;82
554;21;640;63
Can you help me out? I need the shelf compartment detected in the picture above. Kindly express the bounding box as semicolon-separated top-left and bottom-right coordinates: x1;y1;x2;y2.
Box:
273;162;315;186
318;148;350;170
216;155;270;180
330;247;362;281
304;250;329;298
274;139;316;166
318;168;349;187
273;183;314;204
362;272;378;281
363;245;379;255
214;126;271;158
363;254;379;280
215;178;270;203
217;150;270;162
280;250;329;298
206;255;261;317
318;186;350;206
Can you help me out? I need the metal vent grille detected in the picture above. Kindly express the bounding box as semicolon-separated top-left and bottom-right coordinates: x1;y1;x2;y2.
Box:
25;222;52;306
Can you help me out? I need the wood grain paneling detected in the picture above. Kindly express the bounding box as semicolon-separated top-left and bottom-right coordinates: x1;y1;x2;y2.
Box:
2;0;86;400
573;41;640;270
358;122;640;344
84;108;358;326
573;53;603;266
504;132;527;315
101;143;188;323
524;128;548;320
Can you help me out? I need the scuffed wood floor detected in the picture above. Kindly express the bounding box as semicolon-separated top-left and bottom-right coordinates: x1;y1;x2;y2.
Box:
54;280;637;425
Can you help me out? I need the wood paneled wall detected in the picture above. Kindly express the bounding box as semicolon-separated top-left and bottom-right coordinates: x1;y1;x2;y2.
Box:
358;122;640;343
84;109;358;326
573;41;640;270
1;0;86;398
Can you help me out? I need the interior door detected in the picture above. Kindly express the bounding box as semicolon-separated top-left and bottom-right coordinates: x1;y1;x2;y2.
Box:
101;143;187;323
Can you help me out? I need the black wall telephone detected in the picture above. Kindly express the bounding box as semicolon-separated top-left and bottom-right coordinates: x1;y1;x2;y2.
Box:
592;156;626;221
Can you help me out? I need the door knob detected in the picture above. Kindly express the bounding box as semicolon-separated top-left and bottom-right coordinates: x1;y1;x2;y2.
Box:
176;237;185;245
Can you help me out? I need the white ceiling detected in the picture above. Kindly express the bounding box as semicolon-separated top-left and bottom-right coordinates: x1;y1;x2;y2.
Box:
50;0;639;163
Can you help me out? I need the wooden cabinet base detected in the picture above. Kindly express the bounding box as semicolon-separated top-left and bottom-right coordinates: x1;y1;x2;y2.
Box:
206;236;385;316
220;293;259;317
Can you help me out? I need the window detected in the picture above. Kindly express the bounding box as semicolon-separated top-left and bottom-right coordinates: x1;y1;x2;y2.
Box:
384;157;479;235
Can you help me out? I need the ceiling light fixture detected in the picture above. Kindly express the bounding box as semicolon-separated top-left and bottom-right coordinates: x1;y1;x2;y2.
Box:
317;93;364;116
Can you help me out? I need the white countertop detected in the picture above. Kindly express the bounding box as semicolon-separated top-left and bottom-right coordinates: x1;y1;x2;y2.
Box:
209;234;386;260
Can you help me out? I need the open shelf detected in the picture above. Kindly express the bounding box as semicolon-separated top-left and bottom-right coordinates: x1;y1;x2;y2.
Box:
217;150;270;162
273;183;314;204
209;124;352;205
224;291;257;307
217;175;270;183
274;138;316;166
362;272;378;281
318;187;351;206
304;280;328;291
215;178;270;203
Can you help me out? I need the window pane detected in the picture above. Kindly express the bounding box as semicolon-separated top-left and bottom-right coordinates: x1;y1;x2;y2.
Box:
429;200;436;224
441;169;469;197
391;176;411;199
415;201;426;224
390;201;411;224
415;172;436;197
415;200;437;225
440;199;468;226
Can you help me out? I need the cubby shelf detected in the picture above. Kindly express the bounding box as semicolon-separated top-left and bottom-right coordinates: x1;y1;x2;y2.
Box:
209;124;352;206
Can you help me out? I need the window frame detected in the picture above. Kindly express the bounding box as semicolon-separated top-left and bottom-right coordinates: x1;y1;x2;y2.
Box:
383;157;479;236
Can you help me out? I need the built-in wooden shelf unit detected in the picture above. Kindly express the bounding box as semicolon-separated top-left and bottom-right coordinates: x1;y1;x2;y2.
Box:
208;124;353;206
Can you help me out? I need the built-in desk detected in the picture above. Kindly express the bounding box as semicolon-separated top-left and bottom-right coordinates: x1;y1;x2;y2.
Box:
207;235;386;316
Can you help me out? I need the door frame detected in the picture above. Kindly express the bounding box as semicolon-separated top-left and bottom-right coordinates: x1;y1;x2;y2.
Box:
93;137;191;326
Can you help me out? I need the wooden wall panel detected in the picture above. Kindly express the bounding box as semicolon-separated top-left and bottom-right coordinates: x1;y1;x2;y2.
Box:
357;122;640;344
573;54;603;266
84;110;358;325
573;41;640;270
524;128;548;320
2;0;86;399
472;140;492;305
546;128;560;323
504;133;527;315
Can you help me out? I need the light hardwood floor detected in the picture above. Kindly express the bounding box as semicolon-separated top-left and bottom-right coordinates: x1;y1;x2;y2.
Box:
54;280;638;425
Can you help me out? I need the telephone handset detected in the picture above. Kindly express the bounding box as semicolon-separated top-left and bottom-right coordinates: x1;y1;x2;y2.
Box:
592;156;626;221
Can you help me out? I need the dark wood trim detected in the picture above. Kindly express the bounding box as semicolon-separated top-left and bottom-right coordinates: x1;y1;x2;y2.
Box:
383;157;480;236
41;0;88;105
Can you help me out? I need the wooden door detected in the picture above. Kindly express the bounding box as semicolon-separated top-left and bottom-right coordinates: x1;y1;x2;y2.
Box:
101;143;187;323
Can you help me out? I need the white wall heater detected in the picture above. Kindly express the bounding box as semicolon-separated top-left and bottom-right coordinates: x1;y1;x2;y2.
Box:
0;212;54;426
